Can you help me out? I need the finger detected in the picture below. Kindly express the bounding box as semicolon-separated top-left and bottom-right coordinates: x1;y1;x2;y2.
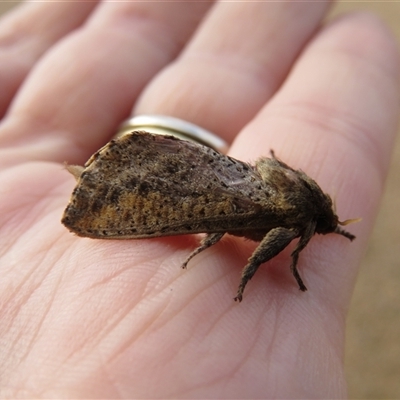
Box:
202;16;399;399
0;1;98;118
231;14;399;307
0;1;213;167
135;1;332;142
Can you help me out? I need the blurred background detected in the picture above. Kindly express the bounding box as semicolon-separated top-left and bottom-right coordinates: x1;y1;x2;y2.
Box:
0;1;399;398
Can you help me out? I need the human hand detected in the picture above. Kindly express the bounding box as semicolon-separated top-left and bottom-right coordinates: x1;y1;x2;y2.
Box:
0;2;398;398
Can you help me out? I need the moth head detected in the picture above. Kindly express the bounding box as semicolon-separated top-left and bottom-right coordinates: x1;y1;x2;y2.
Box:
315;211;339;235
315;195;359;241
316;213;360;242
313;193;338;234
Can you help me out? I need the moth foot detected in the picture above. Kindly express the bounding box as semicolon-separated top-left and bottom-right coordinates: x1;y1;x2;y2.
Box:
298;281;308;292
234;286;244;302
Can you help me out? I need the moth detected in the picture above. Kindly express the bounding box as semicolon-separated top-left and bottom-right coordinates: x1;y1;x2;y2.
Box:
62;131;357;301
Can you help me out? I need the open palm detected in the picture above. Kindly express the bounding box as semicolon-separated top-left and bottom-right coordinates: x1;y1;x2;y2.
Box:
0;2;398;398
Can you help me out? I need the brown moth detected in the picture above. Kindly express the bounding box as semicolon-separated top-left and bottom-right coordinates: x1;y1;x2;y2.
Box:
62;131;357;302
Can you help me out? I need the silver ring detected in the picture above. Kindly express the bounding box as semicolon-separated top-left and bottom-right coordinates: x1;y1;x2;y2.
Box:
116;115;229;154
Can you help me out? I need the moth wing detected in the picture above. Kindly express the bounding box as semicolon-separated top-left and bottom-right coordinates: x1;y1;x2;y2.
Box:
62;131;271;238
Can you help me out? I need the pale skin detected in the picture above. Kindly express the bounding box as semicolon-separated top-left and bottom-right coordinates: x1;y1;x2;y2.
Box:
0;1;399;398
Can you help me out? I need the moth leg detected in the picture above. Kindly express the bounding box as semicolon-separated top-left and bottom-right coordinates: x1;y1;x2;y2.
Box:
235;227;298;302
290;221;316;292
182;232;225;269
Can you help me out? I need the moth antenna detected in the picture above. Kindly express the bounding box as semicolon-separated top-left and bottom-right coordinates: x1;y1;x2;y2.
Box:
338;217;362;226
335;218;361;242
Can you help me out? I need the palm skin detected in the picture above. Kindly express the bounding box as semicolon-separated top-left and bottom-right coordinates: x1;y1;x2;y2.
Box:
0;2;398;398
